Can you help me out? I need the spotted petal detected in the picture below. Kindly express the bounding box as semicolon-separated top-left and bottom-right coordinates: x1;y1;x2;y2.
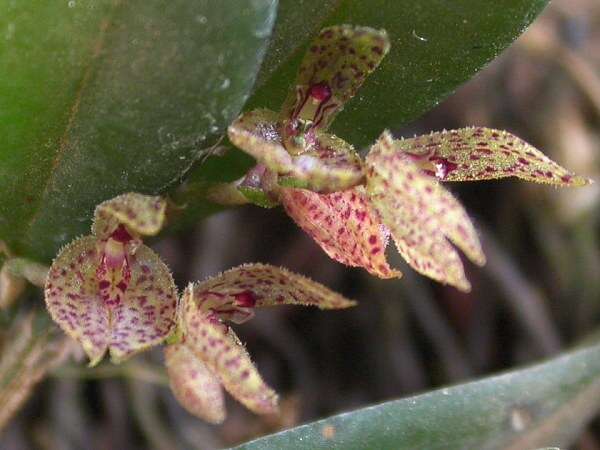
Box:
181;290;278;415
45;236;109;365
228;109;294;174
397;127;590;186
229;110;364;193
278;132;364;192
45;237;178;365
280;25;390;132
281;187;400;279
188;263;355;324
109;244;178;363
92;192;167;239
366;132;485;292
165;343;225;424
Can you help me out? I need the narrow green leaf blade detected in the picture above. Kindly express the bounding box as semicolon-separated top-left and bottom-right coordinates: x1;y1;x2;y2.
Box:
232;340;600;450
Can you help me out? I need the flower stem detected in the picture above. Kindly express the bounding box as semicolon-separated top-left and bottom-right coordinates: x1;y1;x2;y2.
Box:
5;258;49;288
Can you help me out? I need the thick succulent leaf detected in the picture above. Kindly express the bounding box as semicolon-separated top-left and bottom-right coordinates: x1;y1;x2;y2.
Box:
45;236;177;365
92;193;166;239
189;263;355;322
109;244;178;363
0;0;277;262
164;343;226;424
181;295;278;415
279;25;390;131
45;236;109;365
229;110;364;193
242;0;549;154
397;128;590;186
232;336;600;450
187;0;551;226
366;132;485;292
280;187;400;279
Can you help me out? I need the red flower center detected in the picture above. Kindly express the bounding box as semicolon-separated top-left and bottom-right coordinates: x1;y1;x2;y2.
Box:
111;224;133;243
308;82;332;102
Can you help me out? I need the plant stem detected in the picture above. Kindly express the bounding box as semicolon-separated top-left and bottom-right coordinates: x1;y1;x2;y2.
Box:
5;258;49;288
52;361;169;387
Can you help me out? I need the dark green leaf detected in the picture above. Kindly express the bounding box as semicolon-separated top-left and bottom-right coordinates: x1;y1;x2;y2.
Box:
0;0;277;261
251;0;549;147
192;0;549;201
232;339;600;450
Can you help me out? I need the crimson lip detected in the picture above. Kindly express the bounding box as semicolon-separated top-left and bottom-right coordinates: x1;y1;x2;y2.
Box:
110;224;133;243
308;82;332;102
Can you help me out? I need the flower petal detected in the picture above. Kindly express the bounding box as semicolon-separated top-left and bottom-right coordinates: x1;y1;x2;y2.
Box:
280;187;400;279
181;292;278;415
278;132;364;193
229;111;364;193
189;263;356;322
92;193;167;239
280;25;390;132
164;343;225;424
45;237;178;365
45;236;109;366
396;127;591;186
228;109;296;174
109;244;178;363
366;132;485;292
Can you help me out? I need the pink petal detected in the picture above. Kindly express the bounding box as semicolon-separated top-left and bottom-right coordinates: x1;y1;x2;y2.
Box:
366;131;485;292
45;236;109;366
164;343;225;424
189;263;356;321
92;193;167;239
280;25;390;135
181;293;278;415
280;187;401;279
109;244;178;363
397;127;591;186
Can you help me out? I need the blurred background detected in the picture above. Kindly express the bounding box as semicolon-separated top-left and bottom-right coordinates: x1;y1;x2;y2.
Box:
2;0;600;448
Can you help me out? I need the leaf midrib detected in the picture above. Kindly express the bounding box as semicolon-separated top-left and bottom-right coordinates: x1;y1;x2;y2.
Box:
21;2;122;255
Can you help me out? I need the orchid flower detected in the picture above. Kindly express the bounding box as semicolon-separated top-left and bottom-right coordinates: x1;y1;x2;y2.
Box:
45;193;178;366
164;263;355;423
227;25;590;292
43;193;355;423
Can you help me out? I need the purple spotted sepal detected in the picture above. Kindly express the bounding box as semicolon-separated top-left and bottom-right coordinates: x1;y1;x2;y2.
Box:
165;263;355;423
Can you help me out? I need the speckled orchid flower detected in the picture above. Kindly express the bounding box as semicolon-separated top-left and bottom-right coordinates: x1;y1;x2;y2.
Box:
226;24;590;292
164;263;355;423
44;193;178;366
